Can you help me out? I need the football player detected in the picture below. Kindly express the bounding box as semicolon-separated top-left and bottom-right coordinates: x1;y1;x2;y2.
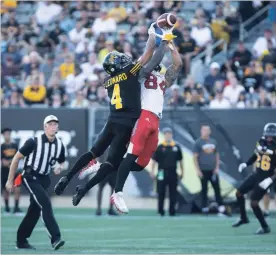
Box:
111;40;182;213
54;26;175;201
78;40;182;213
232;123;276;234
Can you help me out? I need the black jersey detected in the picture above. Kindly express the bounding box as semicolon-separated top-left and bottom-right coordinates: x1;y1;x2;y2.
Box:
254;137;276;176
1;142;18;169
104;62;142;124
1;142;18;160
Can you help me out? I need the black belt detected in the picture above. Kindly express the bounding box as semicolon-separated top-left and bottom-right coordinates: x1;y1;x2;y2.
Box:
23;167;48;177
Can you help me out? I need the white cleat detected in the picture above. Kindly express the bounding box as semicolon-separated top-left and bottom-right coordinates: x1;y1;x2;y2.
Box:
110;192;129;214
78;160;101;180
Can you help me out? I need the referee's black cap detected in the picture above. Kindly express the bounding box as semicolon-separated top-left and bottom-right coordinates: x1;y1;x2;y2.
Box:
1;128;12;134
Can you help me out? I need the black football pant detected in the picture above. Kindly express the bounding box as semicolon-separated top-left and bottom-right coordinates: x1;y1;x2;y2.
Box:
236;172;271;228
17;172;61;244
157;176;178;216
84;120;134;193
66;118;134;184
201;170;223;208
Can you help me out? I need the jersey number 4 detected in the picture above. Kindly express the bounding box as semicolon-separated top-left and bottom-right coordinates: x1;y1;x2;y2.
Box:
111;83;123;109
145;74;166;94
256;154;271;171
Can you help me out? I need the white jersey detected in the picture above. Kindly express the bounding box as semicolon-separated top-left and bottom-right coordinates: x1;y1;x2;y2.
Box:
140;70;167;119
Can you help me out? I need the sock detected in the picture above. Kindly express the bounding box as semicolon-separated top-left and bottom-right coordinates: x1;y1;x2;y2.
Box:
237;194;248;221
131;162;144;172
252;205;268;229
14;199;19;210
66;151;94;180
5;199;9;211
84;163;114;193
114;154;138;193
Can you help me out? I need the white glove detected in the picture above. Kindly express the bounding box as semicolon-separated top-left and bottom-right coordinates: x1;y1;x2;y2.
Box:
259;177;273;190
53;163;62;175
238;163;247;173
148;22;156;35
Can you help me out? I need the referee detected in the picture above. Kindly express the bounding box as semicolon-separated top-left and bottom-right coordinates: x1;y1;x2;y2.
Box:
6;115;65;250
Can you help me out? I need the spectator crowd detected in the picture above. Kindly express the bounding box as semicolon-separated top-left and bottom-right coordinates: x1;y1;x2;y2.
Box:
1;0;276;109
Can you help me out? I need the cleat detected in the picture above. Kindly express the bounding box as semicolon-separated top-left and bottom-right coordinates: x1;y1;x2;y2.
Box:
72;185;86;206
108;208;118;216
16;241;36;250
255;226;271;235
232;218;249;228
52;239;65;250
110;192;129;214
54;176;69;195
95;209;102;216
13;208;24;216
3;208;11;215
78;160;101;180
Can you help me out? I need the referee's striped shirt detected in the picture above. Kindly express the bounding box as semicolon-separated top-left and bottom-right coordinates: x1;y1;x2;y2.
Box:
19;133;65;175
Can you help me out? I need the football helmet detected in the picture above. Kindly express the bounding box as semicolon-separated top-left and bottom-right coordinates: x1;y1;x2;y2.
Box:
263;123;276;142
103;51;132;75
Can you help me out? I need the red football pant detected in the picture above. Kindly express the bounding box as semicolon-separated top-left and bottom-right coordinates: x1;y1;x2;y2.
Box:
127;110;159;168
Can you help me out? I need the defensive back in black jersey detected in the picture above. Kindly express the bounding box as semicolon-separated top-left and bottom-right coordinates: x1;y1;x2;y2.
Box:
104;62;142;123
254;137;276;176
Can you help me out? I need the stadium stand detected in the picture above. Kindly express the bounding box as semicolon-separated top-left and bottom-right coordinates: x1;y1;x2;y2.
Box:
1;1;275;109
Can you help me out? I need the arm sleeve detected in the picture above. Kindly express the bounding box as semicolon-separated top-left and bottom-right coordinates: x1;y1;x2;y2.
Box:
58;144;66;163
177;145;183;161
19;138;35;157
138;41;167;79
246;154;258;166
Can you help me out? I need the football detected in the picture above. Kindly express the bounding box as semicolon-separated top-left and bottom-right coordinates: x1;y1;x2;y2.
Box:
157;13;177;29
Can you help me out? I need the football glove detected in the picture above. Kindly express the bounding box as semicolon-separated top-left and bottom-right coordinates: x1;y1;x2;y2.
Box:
258;177;273;190
238;163;247;173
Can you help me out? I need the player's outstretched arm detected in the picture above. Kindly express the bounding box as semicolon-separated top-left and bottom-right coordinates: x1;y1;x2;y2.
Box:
164;42;183;87
138;41;168;79
138;33;156;66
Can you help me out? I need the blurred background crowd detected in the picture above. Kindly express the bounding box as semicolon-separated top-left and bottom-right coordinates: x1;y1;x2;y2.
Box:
1;0;276;109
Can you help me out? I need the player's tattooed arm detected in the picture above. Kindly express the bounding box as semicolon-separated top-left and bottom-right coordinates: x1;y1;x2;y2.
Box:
165;42;183;87
138;34;156;66
138;41;167;79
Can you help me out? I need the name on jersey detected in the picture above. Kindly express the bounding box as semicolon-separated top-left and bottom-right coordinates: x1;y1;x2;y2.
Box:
105;73;128;88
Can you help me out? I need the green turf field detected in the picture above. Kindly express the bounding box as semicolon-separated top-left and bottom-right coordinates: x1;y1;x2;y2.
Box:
1;208;276;254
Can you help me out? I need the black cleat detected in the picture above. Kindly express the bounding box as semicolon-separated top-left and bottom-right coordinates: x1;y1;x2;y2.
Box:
72;185;86;206
232;218;250;228
255;226;271;235
16;241;36;250
13;208;24;216
54;176;69;195
108;208;118;216
52;239;65;250
96;209;102;216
